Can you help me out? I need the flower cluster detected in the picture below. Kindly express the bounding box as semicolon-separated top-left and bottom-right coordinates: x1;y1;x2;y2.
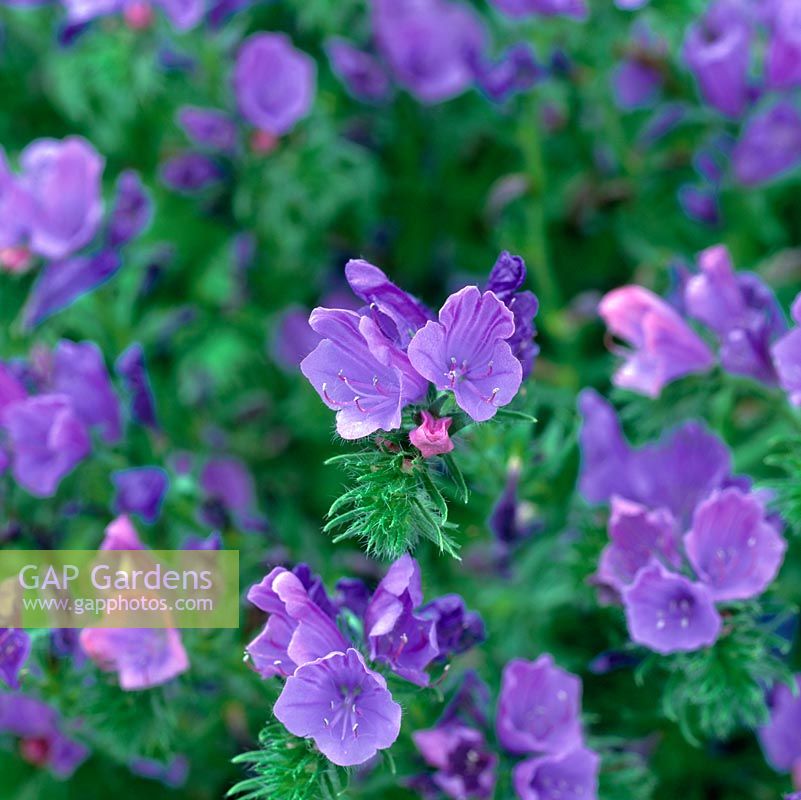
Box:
580;390;787;655
245;554;484;767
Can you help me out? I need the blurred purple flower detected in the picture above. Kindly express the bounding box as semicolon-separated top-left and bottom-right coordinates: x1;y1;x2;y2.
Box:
160;152;223;193
410;410;454;457
496;654;584;755
157;0;203;30
613;59;662;110
772;293;801;405
419;593;485;658
759;676;801;772
413;723;497;800
514;748;600;800
200;456;265;531
490;0;587;19
733;102;801;186
488;462;537;549
100;514;147;550
766;0;801;89
112;467;169;523
326;39;392;103
622;564;721;654
182;531;222;550
130;755;189;788
599;285;714;397
0;629;31;688
3;394;90;497
678;184;720;226
0;150;33;249
52;339;121;444
273;648;401;767
272;306;324;370
107;170;152;247
234;33;316;135
0;362;27;418
177;106;238;152
116;343;159;429
477;43;544;103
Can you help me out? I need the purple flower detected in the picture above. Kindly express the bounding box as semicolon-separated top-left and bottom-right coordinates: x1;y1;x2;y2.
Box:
20;136;104;259
0;694;88;778
107;170;152;247
245;567;348;678
733;102;801;186
273;648;402;767
272;306;324;370
157;0;203;30
0;628;31;688
413;723;497;800
513;748;600;800
599;285;714;397
678;184;720;227
496;655;584;755
488;462;537;548
410;410;454;457
364;554;439;686
3;394;91;497
326;40;392;103
177;106;238;152
52;339;122;444
112;467;170;523
476;43;544;103
22;249;122;329
101;514;147;550
160;152;223;193
759;676;801;772
766;0;801;89
683;0;752;118
0;362;27;418
374;0;486;104
301;308;428;439
130;755;189;788
408;286;522;422
596;497;682;596
80;627;189;690
0;150;33;249
684;488;786;602
182;531;222;550
234;33;316;135
772;294;801;405
200;456;264;531
490;0;588;20
419;594;485;658
345;259;433;348
335;577;371;618
116;343;158;429
622;564;722;654
612;59;662;110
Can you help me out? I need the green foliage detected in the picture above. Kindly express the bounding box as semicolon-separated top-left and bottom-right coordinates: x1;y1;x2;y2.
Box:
228;718;347;800
597;741;658;800
765;435;801;536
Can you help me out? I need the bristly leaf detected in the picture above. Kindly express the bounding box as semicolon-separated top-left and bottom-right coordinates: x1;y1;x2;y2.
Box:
324;449;460;560
229;718;346;800
595;739;657;800
765;435;801;535
440;452;469;503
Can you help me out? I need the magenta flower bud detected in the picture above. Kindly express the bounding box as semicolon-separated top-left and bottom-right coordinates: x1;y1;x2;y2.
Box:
234;33;316;135
410;411;454;457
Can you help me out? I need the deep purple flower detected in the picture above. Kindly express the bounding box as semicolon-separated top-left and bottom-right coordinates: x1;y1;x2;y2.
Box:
160;152;223;193
0;694;88;778
116;343;158;429
177;106;238;152
273;648;402;767
22;249;122;329
684;488;786;602
112;467;170;523
413;723;497;800
0;628;31;688
408;286;522;421
513;748;600;800
766;0;801;88
685;245;785;383
683;0;752;118
772;294;801;405
19;136;104;259
760;676;801;772
488;462;537;548
490;0;588;20
410;410;454;457
596;497;682;596
107;170;152;247
477;43;544;103
335;577;372;619
3;394;90;497
200;456;264;531
272;306;324;370
181;531;222;550
364;554;439;686
678;184;720;227
733;102;801;186
52;339;122;444
419;594;485;658
80;627;189;690
292;563;339;622
599;285;714;397
301;308;428;439
374;0;486;104
0;362;27;419
326;40;392;103
613;59;662;110
622;564;722;654
496;655;584;755
345;259;433;348
246;567;348;679
234;33;316;135
130;755;189;788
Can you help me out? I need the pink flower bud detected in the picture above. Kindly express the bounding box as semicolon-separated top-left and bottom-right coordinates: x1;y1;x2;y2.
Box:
409;411;454;458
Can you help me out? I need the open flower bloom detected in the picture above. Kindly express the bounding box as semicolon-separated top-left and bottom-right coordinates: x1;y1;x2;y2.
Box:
364;555;439;686
513;747;600;800
599;285;714;397
622;564;721;654
496;654;584;755
759;676;801;772
273;648;401;767
301;308;428;439
408;286;522;422
413;723;497;800
419;593;485;658
245;567;348;678
772;293;801;405
684;488;786;602
234;33;316;135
